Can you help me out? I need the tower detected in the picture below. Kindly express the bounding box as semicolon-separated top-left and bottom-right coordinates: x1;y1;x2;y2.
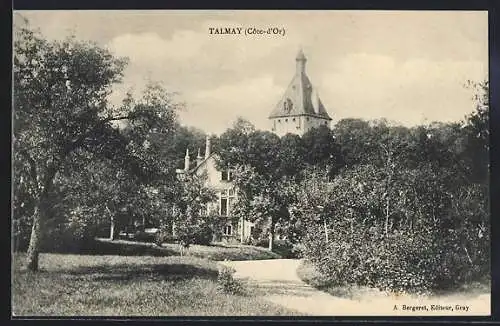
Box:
268;49;332;137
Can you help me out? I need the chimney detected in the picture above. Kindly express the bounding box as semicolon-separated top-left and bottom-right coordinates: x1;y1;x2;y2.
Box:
184;148;190;171
196;148;203;166
205;136;211;159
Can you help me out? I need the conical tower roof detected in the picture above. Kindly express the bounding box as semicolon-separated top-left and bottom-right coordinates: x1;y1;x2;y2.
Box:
268;50;332;120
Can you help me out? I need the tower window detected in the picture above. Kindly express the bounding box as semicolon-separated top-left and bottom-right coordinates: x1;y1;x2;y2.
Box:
292;118;296;122
285;119;288;122
306;117;310;121
278;119;281;123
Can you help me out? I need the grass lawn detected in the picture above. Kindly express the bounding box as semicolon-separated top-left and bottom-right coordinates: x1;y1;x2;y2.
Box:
160;242;281;261
12;253;301;316
93;238;281;261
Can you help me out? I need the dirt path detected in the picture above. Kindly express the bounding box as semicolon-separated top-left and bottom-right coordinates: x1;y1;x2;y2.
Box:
219;259;490;316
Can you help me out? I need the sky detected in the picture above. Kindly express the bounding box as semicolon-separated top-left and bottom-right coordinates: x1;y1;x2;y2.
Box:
15;10;488;135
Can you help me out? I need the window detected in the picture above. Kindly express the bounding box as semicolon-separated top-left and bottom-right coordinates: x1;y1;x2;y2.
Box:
220;198;228;216
278;119;281;123
221;169;233;181
224;225;232;236
292;118;296;122
285;119;288;122
219;188;236;216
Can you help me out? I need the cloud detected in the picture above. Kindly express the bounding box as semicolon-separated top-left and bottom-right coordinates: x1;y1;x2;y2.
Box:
101;13;487;134
179;74;285;134
107;20;295;72
108;31;205;63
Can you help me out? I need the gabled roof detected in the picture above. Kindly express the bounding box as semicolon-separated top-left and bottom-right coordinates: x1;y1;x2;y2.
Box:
268;50;332;121
176;152;219;175
190;152;218;174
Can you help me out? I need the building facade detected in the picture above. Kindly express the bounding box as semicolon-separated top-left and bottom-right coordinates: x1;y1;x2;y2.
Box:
176;50;332;243
176;137;255;243
268;49;332;137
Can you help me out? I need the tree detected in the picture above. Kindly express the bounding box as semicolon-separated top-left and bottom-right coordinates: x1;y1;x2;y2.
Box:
218;129;293;250
171;171;216;252
292;167;334;242
216;118;255;169
332;118;376;167
301;124;344;176
462;80;489;184
13;21;179;271
231;166;297;250
277;134;306;177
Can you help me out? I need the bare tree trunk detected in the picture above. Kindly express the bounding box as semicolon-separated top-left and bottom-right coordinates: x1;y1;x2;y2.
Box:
268;231;274;251
240;216;244;243
26;166;57;272
26;206;43;271
385;196;390;236
268;218;274;251
110;215;115;241
106;205;115;241
324;218;329;243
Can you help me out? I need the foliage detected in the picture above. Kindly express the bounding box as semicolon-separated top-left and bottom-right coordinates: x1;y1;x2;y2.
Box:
251;238;301;258
170;171;217;249
298;161;489;293
13;21;180;270
296;89;490;293
217;265;246;295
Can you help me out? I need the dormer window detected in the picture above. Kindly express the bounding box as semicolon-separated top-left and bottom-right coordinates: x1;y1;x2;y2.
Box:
283;98;293;113
221;169;233;181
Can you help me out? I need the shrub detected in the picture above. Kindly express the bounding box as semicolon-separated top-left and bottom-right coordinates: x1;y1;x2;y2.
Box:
193;224;214;246
251;238;302;258
301;223;488;294
217;265;245;295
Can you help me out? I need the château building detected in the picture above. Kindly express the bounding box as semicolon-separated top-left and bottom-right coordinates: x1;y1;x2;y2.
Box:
269;49;332;137
177;50;333;243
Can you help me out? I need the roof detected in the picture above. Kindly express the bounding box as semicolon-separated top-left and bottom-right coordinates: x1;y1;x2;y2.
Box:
268;50;332;120
177;152;218;175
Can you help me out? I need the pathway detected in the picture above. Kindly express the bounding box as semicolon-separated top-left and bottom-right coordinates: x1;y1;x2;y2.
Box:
219;259;490;316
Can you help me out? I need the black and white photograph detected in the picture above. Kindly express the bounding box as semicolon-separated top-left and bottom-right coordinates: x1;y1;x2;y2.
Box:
12;10;490;316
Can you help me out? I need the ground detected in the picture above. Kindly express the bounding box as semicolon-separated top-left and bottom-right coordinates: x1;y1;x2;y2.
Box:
220;259;491;316
11;253;301;316
94;238;281;261
12;247;490;316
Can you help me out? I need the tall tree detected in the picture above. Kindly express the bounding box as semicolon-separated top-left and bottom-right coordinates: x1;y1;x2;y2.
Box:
13;22;179;271
301;124;344;176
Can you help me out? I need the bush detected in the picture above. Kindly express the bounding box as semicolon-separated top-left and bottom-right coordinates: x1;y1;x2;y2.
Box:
301;223;489;294
217;265;245;295
40;211;102;253
251;238;302;258
193;224;214;246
